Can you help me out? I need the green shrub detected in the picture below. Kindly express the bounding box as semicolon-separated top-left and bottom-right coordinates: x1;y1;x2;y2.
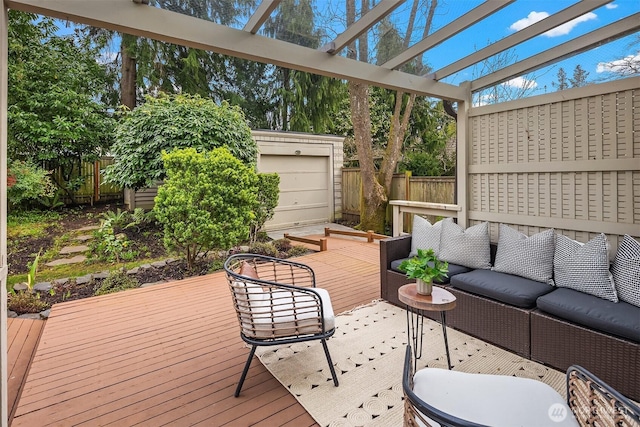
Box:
248;242;278;257
272;238;292;253
154;147;258;268
249;173;280;244
94;271;140;296
90;225;137;263
103;93;258;190
8;291;49;314
7;160;56;208
286;246;311;258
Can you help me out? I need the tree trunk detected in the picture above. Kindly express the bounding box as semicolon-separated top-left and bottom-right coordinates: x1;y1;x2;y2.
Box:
348;81;387;232
120;35;137;109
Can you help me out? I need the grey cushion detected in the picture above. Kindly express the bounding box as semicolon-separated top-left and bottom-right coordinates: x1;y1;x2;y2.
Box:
537;288;640;343
409;215;443;258
439;219;491;269
390;258;471;284
554;234;618;302
493;225;555;284
612;235;640;308
451;269;555;308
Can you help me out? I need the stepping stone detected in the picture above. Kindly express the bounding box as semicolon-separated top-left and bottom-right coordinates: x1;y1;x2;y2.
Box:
75;275;92;285
34;282;51;292
45;255;87;267
75;234;94;242
12;283;28;292
76;225;100;232
59;245;90;255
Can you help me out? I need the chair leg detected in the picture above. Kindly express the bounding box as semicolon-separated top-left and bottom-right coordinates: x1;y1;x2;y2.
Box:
321;339;339;387
235;345;257;397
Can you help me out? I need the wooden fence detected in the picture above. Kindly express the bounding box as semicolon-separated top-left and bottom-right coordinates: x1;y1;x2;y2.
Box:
341;168;455;227
49;157;123;205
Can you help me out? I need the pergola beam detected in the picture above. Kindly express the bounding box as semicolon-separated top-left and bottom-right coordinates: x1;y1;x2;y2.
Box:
6;0;465;100
243;0;280;34
382;0;514;70
471;13;640;93
320;0;404;54
435;0;613;80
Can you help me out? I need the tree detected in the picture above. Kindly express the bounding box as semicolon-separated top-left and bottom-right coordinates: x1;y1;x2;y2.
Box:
154;148;258;268
103;93;257;190
553;67;569;91
264;0;344;133
8;11;116;203
569;64;589;88
345;0;438;232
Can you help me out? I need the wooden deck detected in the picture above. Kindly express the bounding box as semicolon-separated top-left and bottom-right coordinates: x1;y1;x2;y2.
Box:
11;237;381;426
7;318;45;423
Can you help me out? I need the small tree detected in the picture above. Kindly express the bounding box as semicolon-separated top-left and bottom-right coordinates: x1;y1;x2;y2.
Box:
249;173;280;244
104;93;258;190
153;147;258;268
553;67;569;91
569;65;590;88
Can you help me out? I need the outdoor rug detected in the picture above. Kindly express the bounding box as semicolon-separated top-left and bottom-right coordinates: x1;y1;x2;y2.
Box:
255;300;566;427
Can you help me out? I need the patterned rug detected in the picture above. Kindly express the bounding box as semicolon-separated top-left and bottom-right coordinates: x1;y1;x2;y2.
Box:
255;301;565;427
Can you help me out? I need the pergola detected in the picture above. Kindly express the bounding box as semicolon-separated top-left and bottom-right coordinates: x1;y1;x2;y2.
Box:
0;1;638;424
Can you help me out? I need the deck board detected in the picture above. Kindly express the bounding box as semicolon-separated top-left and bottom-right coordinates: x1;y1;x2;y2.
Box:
7;317;45;424
11;237;381;426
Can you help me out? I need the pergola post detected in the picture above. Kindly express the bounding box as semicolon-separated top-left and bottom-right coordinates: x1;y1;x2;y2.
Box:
0;3;9;426
456;81;471;228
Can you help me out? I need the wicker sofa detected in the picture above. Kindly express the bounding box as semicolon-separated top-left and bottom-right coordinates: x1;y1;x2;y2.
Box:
380;234;640;402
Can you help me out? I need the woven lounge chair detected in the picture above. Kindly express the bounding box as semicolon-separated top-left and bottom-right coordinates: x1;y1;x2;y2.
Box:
224;253;339;397
403;345;640;427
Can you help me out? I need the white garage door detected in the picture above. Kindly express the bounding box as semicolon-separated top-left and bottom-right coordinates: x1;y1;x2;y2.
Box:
259;154;331;230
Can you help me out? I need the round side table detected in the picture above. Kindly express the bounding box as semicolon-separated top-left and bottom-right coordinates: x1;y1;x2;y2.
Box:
398;284;457;370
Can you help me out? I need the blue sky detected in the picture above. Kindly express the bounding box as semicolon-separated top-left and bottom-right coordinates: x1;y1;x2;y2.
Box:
420;0;639;96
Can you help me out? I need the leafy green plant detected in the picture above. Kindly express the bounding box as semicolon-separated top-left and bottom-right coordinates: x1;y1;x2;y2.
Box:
398;248;448;283
154;147;258;268
25;250;41;292
100;208;131;230
38;191;65;209
94;270;140;296
248;242;278;257
103;93;258;190
249;173;280;244
90;225;137;263
7;291;49;314
7;160;56;209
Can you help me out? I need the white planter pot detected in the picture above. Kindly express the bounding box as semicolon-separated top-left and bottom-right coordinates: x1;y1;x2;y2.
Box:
416;278;433;296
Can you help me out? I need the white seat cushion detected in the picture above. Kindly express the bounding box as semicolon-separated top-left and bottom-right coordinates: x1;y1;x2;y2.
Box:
242;287;335;339
412;368;579;427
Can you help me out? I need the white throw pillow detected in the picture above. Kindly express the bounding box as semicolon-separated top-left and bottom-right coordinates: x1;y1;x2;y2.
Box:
410;215;443;257
493;225;555;284
553;234;618;302
438;219;491;269
611;234;640;307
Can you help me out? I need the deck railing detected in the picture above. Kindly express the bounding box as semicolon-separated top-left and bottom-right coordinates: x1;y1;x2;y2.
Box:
390;200;461;237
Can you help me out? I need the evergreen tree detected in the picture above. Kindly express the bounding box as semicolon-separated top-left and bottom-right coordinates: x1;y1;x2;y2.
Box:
553;67;569;91
570;64;590;88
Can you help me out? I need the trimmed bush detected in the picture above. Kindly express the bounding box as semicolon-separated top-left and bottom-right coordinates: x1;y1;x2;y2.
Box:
104;93;258;190
154;147;258;268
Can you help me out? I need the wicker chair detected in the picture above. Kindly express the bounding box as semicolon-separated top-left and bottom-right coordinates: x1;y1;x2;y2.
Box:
403;345;640;427
224;253;339;397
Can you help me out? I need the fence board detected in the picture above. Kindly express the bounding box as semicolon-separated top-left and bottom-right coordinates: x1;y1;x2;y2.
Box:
341;168;455;226
47;157;122;205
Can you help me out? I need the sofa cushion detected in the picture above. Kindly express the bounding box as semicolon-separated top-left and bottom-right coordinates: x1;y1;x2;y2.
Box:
439;219;491;269
409;215;443;258
536;288;640;343
493;225;555;284
450;269;555;308
554;234;618;302
390;258;471;284
611;234;640;308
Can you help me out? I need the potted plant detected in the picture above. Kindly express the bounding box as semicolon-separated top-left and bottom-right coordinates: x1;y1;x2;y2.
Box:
398;248;448;295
